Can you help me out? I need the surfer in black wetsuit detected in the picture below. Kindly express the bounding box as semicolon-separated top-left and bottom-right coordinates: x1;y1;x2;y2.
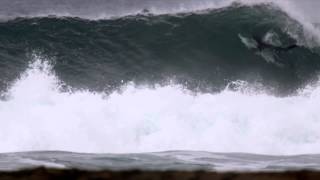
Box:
252;35;299;52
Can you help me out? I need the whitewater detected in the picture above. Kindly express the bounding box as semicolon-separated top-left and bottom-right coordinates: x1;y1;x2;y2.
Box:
0;54;320;155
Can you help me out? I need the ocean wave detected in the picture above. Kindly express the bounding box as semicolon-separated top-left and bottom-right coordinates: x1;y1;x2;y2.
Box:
1;1;320;156
0;4;319;95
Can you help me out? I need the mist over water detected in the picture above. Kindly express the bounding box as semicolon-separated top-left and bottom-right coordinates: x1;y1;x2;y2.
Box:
0;0;320;156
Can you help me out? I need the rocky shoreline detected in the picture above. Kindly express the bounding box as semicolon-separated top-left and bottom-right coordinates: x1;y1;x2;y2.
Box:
1;168;320;180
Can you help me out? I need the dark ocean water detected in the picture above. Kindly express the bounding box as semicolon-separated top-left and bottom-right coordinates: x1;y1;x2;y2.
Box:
1;1;320;172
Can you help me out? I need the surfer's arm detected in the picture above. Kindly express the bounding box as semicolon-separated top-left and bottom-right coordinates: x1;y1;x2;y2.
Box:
285;44;298;50
276;44;299;52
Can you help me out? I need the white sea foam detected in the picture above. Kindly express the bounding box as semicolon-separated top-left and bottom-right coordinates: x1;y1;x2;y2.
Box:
1;56;320;155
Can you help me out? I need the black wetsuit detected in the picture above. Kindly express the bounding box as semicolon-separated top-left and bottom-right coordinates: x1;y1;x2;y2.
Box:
253;36;298;52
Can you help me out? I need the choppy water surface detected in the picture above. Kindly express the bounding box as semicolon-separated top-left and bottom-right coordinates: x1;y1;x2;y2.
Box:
1;151;320;172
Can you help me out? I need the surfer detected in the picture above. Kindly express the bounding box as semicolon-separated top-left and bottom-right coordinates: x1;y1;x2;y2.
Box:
252;35;299;52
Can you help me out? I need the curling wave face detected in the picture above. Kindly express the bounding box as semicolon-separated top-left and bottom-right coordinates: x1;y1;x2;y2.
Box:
0;4;319;95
